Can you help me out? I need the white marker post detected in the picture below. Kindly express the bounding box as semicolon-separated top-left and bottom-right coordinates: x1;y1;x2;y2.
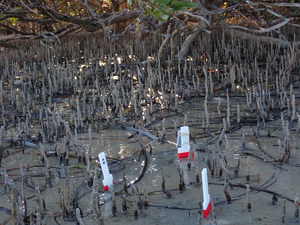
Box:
177;126;191;158
98;152;115;191
202;168;211;218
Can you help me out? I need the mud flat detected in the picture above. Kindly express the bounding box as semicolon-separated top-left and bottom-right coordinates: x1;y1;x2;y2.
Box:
0;28;300;224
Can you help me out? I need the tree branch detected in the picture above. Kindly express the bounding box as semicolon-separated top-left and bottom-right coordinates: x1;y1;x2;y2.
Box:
158;24;172;61
224;27;300;48
0;14;56;25
0;22;35;35
19;0;38;15
0;24;80;45
177;28;202;61
37;6;141;33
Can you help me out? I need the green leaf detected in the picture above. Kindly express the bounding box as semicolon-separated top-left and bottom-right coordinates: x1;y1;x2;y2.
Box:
171;5;186;10
171;0;183;6
152;10;163;17
127;0;132;7
161;13;170;20
183;2;198;7
154;0;172;5
144;9;150;15
165;7;173;13
157;16;167;22
157;5;164;10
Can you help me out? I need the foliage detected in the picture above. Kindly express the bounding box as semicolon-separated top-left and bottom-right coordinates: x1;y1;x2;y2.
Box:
0;0;300;56
141;0;198;21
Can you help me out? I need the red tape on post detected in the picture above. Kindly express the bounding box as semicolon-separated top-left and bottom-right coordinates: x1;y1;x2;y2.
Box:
203;201;211;218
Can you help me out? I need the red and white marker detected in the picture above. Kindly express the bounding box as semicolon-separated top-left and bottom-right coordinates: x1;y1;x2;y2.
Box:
177;126;191;158
98;152;115;191
202;168;211;218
